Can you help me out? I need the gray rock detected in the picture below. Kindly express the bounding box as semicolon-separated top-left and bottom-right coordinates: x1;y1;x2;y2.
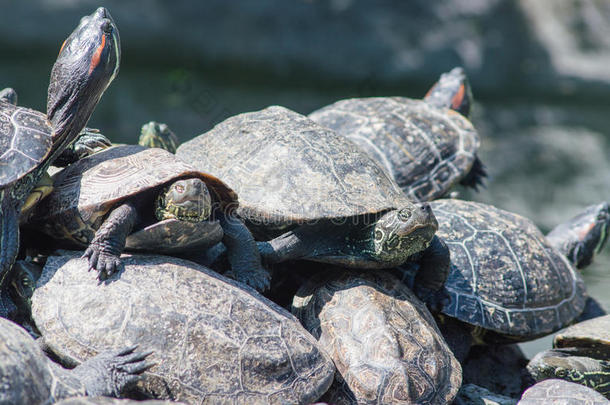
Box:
453;384;517;405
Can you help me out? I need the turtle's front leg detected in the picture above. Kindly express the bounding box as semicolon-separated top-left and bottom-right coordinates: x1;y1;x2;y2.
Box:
83;202;138;280
53;128;112;167
219;213;271;292
413;235;451;312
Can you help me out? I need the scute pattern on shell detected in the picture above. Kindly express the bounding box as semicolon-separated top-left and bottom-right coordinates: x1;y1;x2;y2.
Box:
32;252;335;404
292;270;461;405
31;145;237;246
176;106;410;226
518;379;608;405
309;97;479;201
431;199;586;338
0;101;53;188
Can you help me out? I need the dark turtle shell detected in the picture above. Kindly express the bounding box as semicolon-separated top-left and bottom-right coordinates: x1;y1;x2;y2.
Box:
30;145;236;248
0;101;53;192
309;97;479;202
431;199;586;340
176;106;413;229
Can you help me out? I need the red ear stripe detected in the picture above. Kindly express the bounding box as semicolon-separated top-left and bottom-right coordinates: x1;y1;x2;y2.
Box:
59;39;67;55
451;84;466;111
88;34;106;74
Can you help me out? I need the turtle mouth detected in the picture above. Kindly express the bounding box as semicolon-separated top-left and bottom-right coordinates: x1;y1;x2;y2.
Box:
162;203;210;223
404;225;437;250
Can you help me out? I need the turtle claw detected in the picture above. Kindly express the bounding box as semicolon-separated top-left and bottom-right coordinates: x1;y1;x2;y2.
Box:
226;265;272;293
83;245;122;281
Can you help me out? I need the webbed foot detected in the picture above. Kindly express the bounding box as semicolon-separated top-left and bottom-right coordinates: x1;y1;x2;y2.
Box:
72;345;154;397
83;243;122;281
225;264;271;293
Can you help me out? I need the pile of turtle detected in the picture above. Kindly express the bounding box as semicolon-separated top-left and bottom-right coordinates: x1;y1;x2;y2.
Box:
1;7;610;405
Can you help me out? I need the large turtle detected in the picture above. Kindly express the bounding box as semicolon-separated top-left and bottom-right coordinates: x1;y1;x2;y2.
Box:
518;379;609;405
309;67;485;202
0;317;152;404
526;314;610;398
398;199;588;361
0;7;120;317
29;252;335;404
292;270;462;404
176;106;449;293
27;144;269;291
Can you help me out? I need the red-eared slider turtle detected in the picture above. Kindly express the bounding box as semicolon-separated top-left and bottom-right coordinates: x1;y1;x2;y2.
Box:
526;315;610;398
176;106;449;293
27;145;269;291
398;199;588;361
30;252;335;404
546;202;610;270
518;379;609;405
292;270;462;405
309;67;485;202
138;121;179;153
0;7;120;317
0;317;152;404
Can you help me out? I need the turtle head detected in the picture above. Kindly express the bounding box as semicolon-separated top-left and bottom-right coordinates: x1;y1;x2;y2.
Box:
47;7;120;149
373;202;438;266
424;67;473;118
10;261;43;311
155;178;212;223
139;122;179;153
0;87;18;106
548;202;610;269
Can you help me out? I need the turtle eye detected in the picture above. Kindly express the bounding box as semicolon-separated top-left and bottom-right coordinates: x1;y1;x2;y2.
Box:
175;184;185;193
374;229;384;242
398;208;412;221
101;20;113;34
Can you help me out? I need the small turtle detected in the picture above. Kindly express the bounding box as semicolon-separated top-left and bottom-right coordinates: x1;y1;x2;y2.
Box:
0;8;120;317
56;398;183;405
292;270;462;405
526;314;610;398
518;379;609;405
0;317;152;404
29;252;335;404
27;145;269;291
176;106;449;293
398;199;588;361
546;202;610;270
309;67;485;202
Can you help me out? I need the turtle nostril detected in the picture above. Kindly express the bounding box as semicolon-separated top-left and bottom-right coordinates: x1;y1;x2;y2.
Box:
419;203;431;212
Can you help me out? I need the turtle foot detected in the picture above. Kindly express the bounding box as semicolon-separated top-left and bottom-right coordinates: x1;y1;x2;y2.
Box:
82;244;122;281
226;265;272;293
72;345;155;397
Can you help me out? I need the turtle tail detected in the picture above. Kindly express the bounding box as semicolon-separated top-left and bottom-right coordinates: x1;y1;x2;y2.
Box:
0;195;19;318
459;156;487;191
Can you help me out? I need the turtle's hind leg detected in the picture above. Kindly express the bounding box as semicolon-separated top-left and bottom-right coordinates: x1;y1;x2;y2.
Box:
0;195;19;318
459;156;487;191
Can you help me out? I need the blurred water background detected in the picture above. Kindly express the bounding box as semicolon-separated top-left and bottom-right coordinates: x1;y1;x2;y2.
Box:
1;0;609;357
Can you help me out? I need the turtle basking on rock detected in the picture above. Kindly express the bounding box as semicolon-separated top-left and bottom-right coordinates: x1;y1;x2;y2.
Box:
176;106;450;294
527;314;610;398
397;199;593;362
0;7;120;317
27;145;269;291
27;252;335;404
0;317;152;404
309;67;485;202
292;270;462;405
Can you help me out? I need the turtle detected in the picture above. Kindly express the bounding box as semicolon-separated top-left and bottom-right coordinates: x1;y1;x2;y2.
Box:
517;379;609;405
0;7;120;318
27;144;270;291
292;269;462;405
176;105;450;294
28;251;335;404
0;87;18;105
0;316;152;404
546;202;610;270
138;121;179;153
526;314;610;398
397;199;589;361
308;67;486;202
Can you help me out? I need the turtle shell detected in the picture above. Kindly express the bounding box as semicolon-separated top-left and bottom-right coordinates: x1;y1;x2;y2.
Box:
518;379;609;405
0;101;53;194
431;199;586;340
176;106;411;229
309;97;479;202
32;252;335;404
31;145;236;247
292;270;461;405
554;314;610;355
0;317;86;404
